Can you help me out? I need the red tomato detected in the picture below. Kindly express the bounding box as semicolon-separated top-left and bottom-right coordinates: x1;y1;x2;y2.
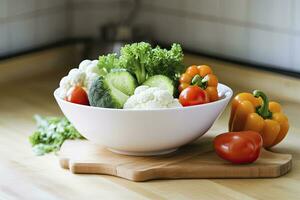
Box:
214;131;263;164
179;86;209;106
67;86;89;105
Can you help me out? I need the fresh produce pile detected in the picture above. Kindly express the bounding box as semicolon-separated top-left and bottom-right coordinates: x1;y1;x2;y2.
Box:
58;42;219;109
30;42;290;163
214;90;289;164
31;42;222;155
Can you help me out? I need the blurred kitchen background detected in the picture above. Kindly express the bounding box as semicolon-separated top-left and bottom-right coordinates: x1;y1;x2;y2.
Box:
1;0;300;83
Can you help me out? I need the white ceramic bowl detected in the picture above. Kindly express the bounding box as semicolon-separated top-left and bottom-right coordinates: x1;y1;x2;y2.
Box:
54;83;232;156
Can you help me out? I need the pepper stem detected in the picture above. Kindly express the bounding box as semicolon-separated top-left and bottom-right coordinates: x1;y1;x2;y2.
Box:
253;90;272;119
191;75;207;89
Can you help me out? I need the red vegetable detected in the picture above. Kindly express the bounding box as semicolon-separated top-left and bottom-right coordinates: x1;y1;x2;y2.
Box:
179;86;209;106
67;86;89;105
213;131;263;164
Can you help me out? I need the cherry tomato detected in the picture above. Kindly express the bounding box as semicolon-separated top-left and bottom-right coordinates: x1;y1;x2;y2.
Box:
179;86;209;106
68;86;89;105
214;131;263;164
186;65;199;77
206;86;219;102
179;73;192;84
178;83;189;93
197;65;212;77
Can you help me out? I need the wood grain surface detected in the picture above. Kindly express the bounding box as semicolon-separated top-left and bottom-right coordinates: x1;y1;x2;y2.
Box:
59;140;292;181
1;49;300;199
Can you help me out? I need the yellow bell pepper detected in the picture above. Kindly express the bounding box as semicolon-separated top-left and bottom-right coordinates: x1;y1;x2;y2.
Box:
229;90;289;148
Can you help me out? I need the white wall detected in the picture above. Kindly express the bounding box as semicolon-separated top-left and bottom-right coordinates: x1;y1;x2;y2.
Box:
0;0;122;55
137;0;300;73
0;0;70;56
0;0;299;73
69;0;121;38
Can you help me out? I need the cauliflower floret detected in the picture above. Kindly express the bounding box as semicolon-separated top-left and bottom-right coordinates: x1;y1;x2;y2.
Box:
78;60;92;71
79;59;99;74
134;85;149;95
59;76;70;90
124;86;182;109
79;59;100;89
68;68;86;86
58;76;71;99
59;60;100;99
167;99;182;108
153;89;173;105
58;68;86;99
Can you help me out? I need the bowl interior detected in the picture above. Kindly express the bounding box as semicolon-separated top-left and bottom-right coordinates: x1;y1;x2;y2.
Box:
53;83;232;111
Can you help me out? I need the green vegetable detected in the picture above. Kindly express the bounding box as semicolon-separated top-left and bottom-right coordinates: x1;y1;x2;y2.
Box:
119;42;152;84
97;42;184;85
29;115;83;155
143;75;175;95
148;43;184;81
89;71;137;108
97;53;121;76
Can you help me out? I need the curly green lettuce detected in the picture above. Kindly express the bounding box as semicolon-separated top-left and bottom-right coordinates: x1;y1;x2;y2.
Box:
119;42;152;84
97;53;121;76
148;43;184;81
29;115;84;155
97;42;184;85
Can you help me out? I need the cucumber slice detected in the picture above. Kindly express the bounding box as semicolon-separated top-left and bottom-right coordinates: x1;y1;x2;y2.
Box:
105;71;136;96
89;71;137;108
143;75;174;95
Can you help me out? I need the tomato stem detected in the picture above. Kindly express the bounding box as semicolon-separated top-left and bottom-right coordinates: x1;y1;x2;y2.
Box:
253;90;272;119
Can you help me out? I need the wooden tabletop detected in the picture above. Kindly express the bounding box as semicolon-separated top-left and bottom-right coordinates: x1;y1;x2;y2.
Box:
1;54;300;200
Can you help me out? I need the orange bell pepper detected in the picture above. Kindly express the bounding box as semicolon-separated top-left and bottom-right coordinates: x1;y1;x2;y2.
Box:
229;90;289;148
179;65;219;102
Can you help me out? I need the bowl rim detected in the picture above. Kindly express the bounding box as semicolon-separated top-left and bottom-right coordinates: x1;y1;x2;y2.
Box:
54;83;233;112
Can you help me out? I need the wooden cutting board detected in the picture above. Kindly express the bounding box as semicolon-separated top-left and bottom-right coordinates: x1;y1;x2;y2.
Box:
59;139;292;182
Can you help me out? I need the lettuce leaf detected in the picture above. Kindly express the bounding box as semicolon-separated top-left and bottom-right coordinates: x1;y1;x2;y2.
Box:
96;42;184;85
29;115;84;155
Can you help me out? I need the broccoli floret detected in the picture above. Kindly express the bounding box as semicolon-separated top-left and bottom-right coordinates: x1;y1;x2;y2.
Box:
119;42;152;84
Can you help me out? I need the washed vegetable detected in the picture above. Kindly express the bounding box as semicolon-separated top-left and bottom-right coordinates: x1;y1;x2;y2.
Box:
179;65;219;102
97;42;184;85
123;86;182;109
143;75;175;95
229;90;289;148
179;86;208;107
59;68;86;99
214;131;263;164
67;86;89;105
119;42;151;84
59;60;99;99
29;115;83;155
88;71;137;108
97;53;121;76
79;59;102;89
